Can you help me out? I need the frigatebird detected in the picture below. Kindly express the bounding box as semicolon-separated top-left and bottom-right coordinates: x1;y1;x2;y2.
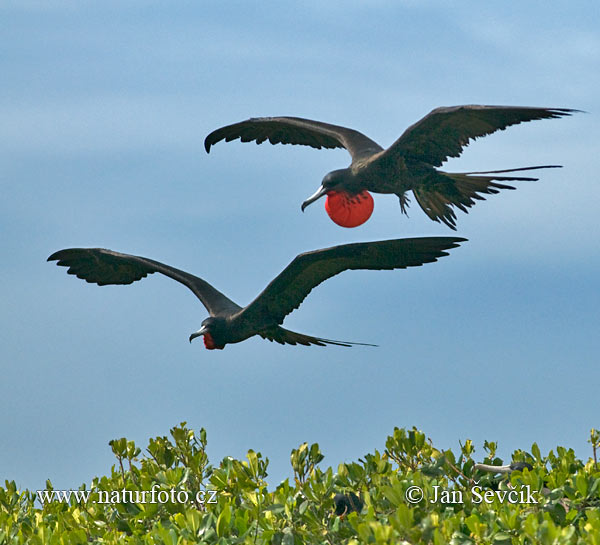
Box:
473;461;534;474
473;461;551;497
205;105;577;229
334;492;364;516
48;237;465;350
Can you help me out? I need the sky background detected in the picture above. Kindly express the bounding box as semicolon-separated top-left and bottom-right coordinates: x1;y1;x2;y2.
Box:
1;0;599;493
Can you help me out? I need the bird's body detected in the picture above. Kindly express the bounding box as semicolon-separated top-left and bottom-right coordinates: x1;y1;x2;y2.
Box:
334;493;364;516
205;105;578;229
48;237;465;350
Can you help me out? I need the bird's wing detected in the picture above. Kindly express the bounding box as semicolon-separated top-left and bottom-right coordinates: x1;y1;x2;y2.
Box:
238;237;466;327
382;105;577;167
205;117;383;162
47;248;241;316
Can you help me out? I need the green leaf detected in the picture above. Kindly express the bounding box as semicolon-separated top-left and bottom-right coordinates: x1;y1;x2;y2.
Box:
216;503;231;537
576;472;588;496
282;527;294;545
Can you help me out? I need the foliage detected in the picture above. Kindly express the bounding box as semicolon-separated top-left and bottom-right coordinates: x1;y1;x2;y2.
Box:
1;424;600;544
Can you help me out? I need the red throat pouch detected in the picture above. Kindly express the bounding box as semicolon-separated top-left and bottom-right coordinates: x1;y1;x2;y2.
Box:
325;190;374;228
203;333;223;350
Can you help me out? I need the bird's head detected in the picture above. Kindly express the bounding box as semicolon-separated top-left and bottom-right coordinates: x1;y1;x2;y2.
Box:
189;317;227;350
302;170;374;228
301;169;347;212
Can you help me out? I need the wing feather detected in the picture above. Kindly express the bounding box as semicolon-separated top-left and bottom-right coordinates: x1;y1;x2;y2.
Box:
239;237;466;326
384;105;578;167
47;248;240;316
205;116;383;162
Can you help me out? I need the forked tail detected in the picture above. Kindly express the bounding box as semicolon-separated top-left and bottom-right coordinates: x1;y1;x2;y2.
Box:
260;326;378;347
411;165;561;230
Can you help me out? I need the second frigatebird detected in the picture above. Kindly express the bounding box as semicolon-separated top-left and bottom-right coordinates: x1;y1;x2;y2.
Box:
48;237;465;350
205;105;577;229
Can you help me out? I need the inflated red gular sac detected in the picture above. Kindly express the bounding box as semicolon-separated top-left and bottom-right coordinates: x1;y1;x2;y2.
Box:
203;332;224;350
324;190;374;228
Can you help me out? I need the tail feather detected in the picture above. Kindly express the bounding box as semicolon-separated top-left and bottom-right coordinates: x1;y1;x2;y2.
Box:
259;326;377;348
411;165;561;230
462;165;562;176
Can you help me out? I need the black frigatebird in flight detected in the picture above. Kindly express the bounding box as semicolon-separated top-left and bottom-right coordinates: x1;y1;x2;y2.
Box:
48;237;465;350
205;105;577;229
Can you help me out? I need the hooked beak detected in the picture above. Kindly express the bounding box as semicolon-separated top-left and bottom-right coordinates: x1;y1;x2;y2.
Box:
472;463;513;474
301;185;328;212
189;325;208;343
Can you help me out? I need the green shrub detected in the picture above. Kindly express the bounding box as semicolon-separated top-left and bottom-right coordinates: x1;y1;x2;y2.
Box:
2;424;599;544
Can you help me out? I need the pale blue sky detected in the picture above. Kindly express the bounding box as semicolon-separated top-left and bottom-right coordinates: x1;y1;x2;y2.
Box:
1;1;599;492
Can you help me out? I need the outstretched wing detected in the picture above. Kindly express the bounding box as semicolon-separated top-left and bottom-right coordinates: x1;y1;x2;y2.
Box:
238;237;466;326
205;116;383;162
384;105;578;167
47;248;241;316
259;326;377;348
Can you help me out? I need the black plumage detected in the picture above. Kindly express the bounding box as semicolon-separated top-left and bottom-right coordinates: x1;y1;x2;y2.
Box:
334;493;364;516
48;237;465;350
205;105;578;229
